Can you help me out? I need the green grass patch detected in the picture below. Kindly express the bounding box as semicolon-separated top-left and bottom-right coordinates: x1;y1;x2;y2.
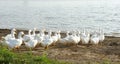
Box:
0;44;70;64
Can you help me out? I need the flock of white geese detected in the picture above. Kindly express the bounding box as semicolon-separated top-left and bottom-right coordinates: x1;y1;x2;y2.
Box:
1;28;105;50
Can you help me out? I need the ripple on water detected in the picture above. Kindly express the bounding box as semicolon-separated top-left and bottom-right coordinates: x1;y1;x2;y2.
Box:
0;0;120;35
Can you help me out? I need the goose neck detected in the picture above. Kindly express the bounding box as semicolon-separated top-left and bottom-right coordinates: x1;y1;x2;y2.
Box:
11;31;15;38
33;30;36;36
28;30;31;35
18;33;22;39
48;31;51;36
41;31;45;35
66;32;69;36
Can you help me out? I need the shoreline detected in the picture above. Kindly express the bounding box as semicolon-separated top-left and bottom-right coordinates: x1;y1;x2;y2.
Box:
0;28;120;63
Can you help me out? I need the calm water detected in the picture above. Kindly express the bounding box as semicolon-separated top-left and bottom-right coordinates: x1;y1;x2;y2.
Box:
0;0;120;33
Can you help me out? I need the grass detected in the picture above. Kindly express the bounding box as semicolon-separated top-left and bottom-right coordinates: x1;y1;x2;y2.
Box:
0;43;70;64
0;45;115;64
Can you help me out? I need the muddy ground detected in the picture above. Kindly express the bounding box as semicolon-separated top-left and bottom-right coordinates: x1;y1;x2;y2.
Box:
0;29;120;64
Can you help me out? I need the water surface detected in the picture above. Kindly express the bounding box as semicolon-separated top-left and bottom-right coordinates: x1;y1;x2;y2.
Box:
0;0;120;33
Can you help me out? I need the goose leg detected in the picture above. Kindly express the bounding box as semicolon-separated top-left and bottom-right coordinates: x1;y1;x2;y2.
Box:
25;46;30;51
36;43;40;48
53;42;55;46
25;46;28;50
39;43;42;47
99;41;103;46
51;42;55;46
76;43;79;47
15;46;19;50
96;44;99;47
45;45;48;50
53;42;56;46
12;48;16;52
16;46;20;52
66;43;68;46
33;47;37;51
29;48;33;51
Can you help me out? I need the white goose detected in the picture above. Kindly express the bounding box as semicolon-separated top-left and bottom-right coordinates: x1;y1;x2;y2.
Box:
52;31;59;45
24;38;38;49
68;30;79;45
4;28;16;40
35;29;45;44
24;29;38;49
99;30;105;42
3;32;24;49
40;29;45;37
41;30;53;49
23;30;33;42
81;31;90;44
90;32;100;44
76;30;81;44
59;31;70;45
57;30;61;41
31;28;37;38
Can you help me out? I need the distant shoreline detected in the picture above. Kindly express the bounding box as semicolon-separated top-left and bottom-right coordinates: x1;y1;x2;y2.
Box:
0;28;120;38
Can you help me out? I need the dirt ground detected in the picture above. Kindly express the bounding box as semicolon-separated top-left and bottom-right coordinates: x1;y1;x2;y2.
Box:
0;29;120;64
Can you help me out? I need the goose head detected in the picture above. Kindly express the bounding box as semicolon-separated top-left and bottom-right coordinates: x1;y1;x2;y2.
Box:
11;31;16;38
66;31;70;36
57;30;61;39
42;28;46;32
11;28;16;34
11;28;16;31
18;32;24;39
19;32;24;36
57;30;61;34
13;31;16;34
